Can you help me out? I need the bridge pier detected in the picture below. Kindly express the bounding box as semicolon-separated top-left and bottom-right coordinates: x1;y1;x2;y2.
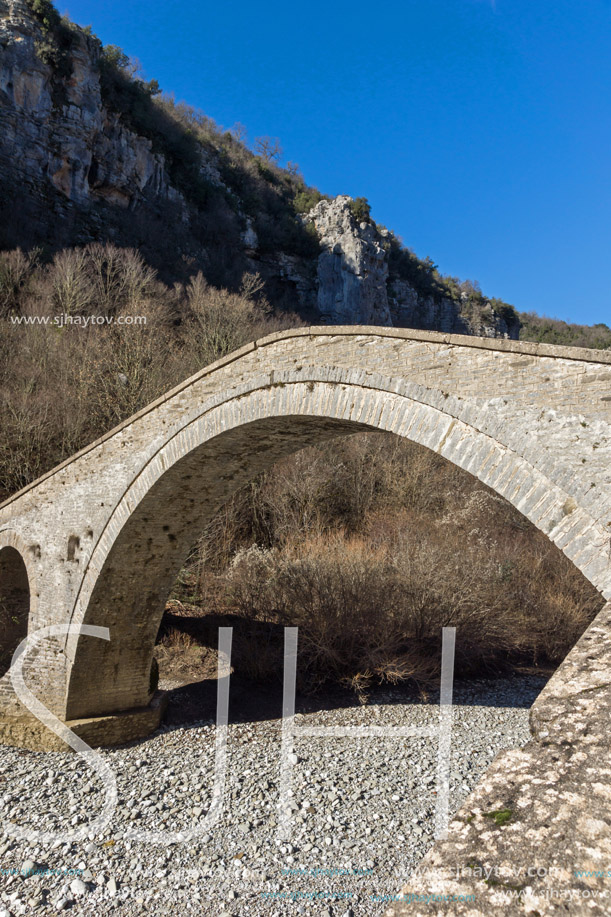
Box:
0;691;167;751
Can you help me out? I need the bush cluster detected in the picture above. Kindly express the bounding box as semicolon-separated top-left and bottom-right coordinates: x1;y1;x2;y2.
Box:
293;188;327;214
349;197;371;223
27;0;75;81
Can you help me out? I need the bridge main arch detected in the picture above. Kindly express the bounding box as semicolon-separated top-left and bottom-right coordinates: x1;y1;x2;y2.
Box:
0;326;610;748
64;366;609;725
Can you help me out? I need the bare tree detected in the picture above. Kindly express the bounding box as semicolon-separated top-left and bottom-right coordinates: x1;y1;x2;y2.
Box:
286;161;302;178
0;248;39;315
239;271;266;302
231;122;248;144
254;136;283;163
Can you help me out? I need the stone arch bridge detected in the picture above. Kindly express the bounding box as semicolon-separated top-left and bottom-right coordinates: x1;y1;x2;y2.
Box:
0;326;610;755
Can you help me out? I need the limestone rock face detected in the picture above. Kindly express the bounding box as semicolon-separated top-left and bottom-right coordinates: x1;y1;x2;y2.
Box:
0;0;183;211
301;197;518;337
305;196;392;325
389;279;468;334
388;280;518;339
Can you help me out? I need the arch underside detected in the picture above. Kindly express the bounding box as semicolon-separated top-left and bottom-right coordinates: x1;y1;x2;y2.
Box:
65;415;365;717
64;375;609;720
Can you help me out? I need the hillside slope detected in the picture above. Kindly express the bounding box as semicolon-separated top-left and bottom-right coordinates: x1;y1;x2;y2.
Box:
0;0;523;338
1;0;608;347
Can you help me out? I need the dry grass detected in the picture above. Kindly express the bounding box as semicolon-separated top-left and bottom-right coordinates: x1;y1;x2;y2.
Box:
158;627;196;649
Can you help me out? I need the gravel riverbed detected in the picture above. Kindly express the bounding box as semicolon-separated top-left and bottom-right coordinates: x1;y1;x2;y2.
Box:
0;675;547;917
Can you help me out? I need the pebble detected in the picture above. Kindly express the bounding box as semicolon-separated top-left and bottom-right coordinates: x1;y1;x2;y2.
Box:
69;878;87;897
19;859;36;877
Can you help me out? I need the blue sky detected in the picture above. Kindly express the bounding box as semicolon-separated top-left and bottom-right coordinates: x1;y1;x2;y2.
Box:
62;0;610;325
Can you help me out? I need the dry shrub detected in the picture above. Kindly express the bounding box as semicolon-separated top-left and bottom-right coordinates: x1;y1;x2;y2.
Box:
159;627;196;649
179;270;285;372
170;433;604;695
192;433;496;562
0;244;300;499
223;522;601;693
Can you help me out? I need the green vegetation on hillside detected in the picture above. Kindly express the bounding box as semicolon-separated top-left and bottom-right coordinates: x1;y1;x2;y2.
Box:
519;313;611;350
378;224;521;333
21;1;522;325
94;37;322;259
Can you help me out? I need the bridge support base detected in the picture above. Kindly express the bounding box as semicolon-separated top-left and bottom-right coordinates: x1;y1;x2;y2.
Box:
0;692;168;751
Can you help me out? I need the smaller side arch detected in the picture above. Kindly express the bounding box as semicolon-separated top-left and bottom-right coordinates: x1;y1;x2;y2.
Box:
0;532;32;677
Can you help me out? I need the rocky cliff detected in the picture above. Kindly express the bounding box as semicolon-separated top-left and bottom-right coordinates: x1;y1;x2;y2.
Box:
0;1;177;208
0;0;520;338
0;0;196;258
304;197;519;337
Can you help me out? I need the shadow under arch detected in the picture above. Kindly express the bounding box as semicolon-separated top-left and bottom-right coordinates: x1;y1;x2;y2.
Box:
63;372;608;721
0;543;31;678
